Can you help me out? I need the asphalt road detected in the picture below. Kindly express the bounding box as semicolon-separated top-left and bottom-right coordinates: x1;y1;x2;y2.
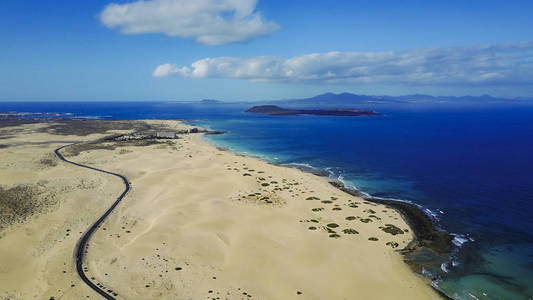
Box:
55;143;130;300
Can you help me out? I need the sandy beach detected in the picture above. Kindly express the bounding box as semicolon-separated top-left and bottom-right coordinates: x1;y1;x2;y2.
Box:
0;119;442;299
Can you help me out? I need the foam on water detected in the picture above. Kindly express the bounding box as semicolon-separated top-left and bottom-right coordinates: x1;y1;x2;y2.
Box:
441;262;450;273
451;234;473;247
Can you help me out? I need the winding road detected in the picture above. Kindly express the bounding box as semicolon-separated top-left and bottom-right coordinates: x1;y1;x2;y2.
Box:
55;143;129;300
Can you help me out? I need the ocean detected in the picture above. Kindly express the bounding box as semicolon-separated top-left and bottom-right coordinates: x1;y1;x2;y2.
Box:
2;101;532;299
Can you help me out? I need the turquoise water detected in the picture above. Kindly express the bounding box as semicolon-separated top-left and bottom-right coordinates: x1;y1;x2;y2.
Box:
2;101;532;299
196;106;533;300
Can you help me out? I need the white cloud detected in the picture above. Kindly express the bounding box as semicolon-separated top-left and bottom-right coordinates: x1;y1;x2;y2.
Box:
152;63;190;77
100;0;279;45
153;41;533;86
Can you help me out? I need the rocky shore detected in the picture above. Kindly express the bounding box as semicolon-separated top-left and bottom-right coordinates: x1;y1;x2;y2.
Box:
328;180;453;295
1;118;445;299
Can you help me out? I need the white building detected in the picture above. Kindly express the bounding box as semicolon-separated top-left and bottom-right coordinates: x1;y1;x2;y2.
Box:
156;132;177;139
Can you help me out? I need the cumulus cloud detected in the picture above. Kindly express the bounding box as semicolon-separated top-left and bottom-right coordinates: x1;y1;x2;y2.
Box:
100;0;279;45
152;41;533;86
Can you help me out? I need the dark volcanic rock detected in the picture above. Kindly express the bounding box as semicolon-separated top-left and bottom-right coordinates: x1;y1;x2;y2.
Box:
328;180;453;276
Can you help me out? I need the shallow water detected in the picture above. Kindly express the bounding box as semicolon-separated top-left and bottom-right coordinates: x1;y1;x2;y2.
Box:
2;101;532;299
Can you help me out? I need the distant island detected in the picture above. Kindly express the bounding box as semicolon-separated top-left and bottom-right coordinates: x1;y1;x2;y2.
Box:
188;92;531;108
245;105;380;116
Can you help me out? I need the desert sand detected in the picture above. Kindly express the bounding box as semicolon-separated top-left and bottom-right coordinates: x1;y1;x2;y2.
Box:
0;119;442;299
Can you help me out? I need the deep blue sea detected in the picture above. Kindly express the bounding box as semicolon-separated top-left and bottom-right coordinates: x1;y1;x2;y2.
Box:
2;101;532;299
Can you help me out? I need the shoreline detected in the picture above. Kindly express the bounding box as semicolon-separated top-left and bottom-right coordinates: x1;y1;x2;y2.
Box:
201;131;454;298
1;117;450;299
202;133;454;251
327;180;454;298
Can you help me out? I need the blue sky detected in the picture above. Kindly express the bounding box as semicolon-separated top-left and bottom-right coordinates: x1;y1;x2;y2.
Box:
1;0;533;101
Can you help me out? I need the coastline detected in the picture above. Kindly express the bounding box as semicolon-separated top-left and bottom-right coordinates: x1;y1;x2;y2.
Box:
201;129;454;298
202;132;454;253
1;118;446;299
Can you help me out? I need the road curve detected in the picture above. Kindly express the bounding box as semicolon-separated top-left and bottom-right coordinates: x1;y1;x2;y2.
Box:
55;143;130;300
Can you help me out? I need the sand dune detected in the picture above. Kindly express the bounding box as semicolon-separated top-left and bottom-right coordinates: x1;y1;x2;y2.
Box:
0;120;441;299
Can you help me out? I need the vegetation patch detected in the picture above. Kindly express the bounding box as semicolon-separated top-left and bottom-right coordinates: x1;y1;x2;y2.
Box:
118;149;133;155
64;139;162;157
368;237;379;241
345;216;356;221
360;218;372;223
342;228;359;234
305;196;320;200
239;192;285;206
381;224;404;235
386;241;399;248
329;234;341;238
37;119;150;136
0;184;56;232
39;153;58;167
326;223;339;228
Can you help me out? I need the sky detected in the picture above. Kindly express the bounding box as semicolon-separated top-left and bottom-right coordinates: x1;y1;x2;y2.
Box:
1;0;533;101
